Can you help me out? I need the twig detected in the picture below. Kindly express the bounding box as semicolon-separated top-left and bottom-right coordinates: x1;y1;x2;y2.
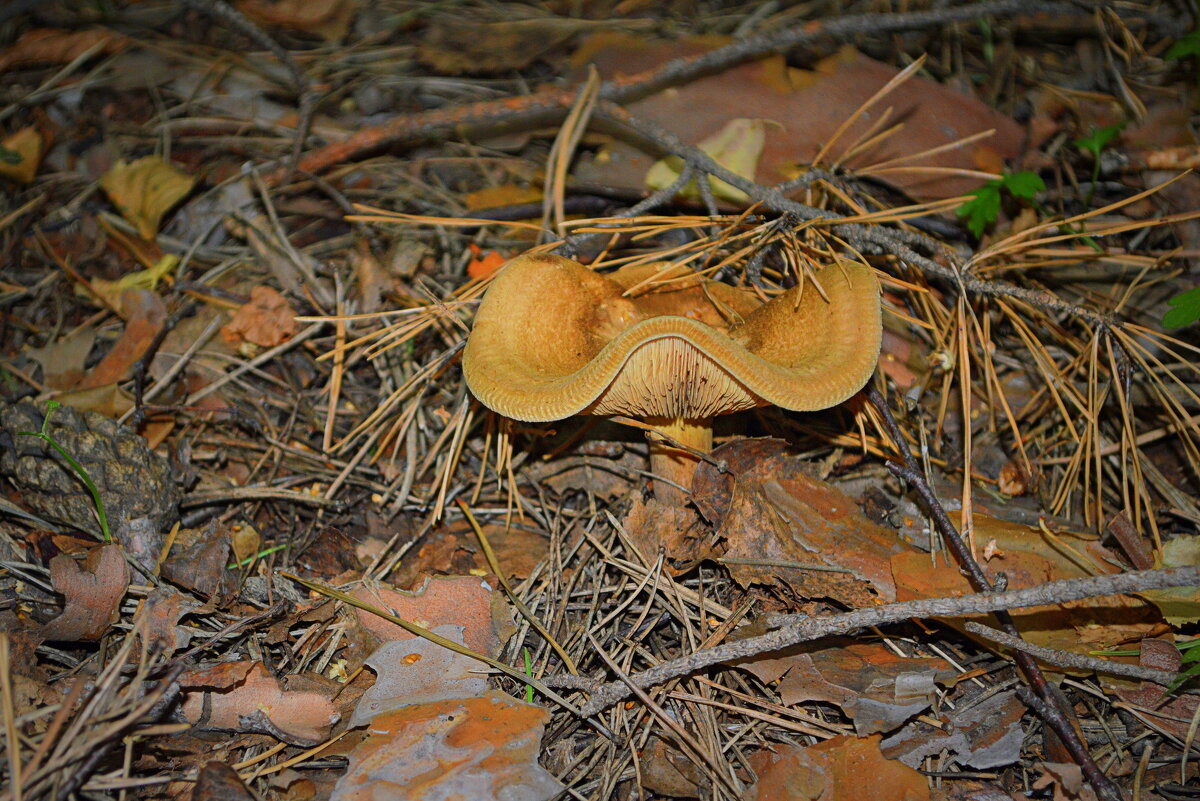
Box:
553;566;1200;718
179;0;314;182
273;0;1083;184
866;382;1122;801
964;621;1179;684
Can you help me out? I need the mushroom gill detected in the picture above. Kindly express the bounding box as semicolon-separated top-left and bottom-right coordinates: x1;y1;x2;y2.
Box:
462;253;882;502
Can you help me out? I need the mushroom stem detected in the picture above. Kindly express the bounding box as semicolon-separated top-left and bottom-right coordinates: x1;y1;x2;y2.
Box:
646;416;713;504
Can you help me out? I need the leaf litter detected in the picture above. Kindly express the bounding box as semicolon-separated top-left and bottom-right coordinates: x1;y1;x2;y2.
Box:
0;3;1199;801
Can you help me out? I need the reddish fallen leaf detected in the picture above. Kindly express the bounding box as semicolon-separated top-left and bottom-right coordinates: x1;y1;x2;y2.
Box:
467;244;508;280
746;735;929;801
740;642;953;736
25;326;96;391
573;35;1022;201
77;289;167;390
639;735;707;797
136;585;208;656
623;496;704;563
331;691;563;801
235;0;358;40
179;662;339;745
1110;638;1199;741
221;285;298;349
351;575;515;658
41;543;130;642
693;439;915;605
0;28;128;72
1032;762;1098;801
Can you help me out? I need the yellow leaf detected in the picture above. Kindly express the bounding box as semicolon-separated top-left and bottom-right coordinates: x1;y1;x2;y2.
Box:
99;156;195;240
645;118;768;204
84;254;180;313
0;127;44;184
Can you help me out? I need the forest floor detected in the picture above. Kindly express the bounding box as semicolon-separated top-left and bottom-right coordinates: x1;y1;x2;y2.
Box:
2;2;1200;800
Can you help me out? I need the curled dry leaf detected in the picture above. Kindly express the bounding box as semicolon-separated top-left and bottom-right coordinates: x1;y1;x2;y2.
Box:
136;585;208;656
221;285;298;349
99;156;196;240
351;575;515;658
693;439;914;605
179;661;339;745
0;126;44;184
332;691;564;801
0;28;128;72
746;735;929;801
738;641;953;736
41;543;130;642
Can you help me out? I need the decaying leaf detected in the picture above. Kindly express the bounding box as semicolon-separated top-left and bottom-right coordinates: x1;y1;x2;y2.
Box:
881;689;1026;770
99;156;196;240
746;735;930;801
179;661;339;745
739;641;953;736
0;126;44;184
351;574;515;658
235;0;358;40
646;117;768;203
1110;638;1199;740
160;522;238;603
77;289;167;390
332;691;563;801
41;543;130;641
25;326;96;391
623;496;704;563
1032;762;1099;801
1139;534;1200;625
136;585;208;656
417;17;603;75
693;439;914;605
194;762;256;801
220;285;298;350
0;28;128;72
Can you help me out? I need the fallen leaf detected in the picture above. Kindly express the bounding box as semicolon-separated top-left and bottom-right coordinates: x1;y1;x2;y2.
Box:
693;439;915;605
881;689;1026;770
0;126;44;184
573;36;1022;201
639;735;707;798
77;289;167;390
0;28;128;72
86;254;179;314
351;575;515;658
739;641;953;736
646;117;768;203
41;543;130;642
235;0;358;40
746;735;929;801
160;522;238;603
1139;535;1200;625
25;326;96;391
1031;762;1098;801
1110;638;1199;740
99;156;196;240
220;285;298;349
331;691;564;801
350;625;490;726
623;495;704;564
135;585;208;656
194;762;256;801
179;661;339;745
417;17;606;75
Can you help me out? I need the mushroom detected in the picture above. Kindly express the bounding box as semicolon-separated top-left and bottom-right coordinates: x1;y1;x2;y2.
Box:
462;253;882;503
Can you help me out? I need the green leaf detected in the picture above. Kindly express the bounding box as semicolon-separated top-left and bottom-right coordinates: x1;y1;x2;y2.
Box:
0;145;21;165
957;180;1002;237
1162;286;1200;330
1166;29;1200;61
1073;123;1125;160
1000;171;1045;201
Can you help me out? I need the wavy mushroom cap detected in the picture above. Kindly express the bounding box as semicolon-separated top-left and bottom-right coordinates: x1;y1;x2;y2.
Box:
462;253;882;423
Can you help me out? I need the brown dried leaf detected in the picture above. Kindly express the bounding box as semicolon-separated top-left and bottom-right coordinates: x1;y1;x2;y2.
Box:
136;585;208;656
179;662;339;745
0;28;128;72
25;326;96;391
351;575;515;658
194;762;256;801
693;439;914;605
221;285;298;349
77;289;166;389
623;496;704;563
746;735;929;801
100;156;196;240
41;543;130;642
160;523;237;603
235;0;358;40
740;641;952;736
1111;639;1199;740
881;690;1025;770
417;17;590;75
331;691;563;801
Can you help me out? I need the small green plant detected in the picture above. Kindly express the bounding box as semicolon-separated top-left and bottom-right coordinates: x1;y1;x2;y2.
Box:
228;542;290;570
19;401;111;542
1073;122;1125;207
1165;28;1200;62
957;170;1046;237
1162;285;1200;330
1093;638;1200;693
523;647;534;703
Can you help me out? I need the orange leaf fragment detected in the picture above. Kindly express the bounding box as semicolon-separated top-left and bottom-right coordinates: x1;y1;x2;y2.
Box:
746;735;929;801
0;28;127;72
220;286;298;349
467;244;508;280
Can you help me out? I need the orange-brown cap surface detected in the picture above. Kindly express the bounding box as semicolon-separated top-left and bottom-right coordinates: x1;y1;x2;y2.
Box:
463;253;882;422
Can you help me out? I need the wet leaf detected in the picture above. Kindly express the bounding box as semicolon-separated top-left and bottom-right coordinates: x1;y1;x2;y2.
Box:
331;691;563;801
41;543;130;642
746;735;929;801
99;156;196;240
